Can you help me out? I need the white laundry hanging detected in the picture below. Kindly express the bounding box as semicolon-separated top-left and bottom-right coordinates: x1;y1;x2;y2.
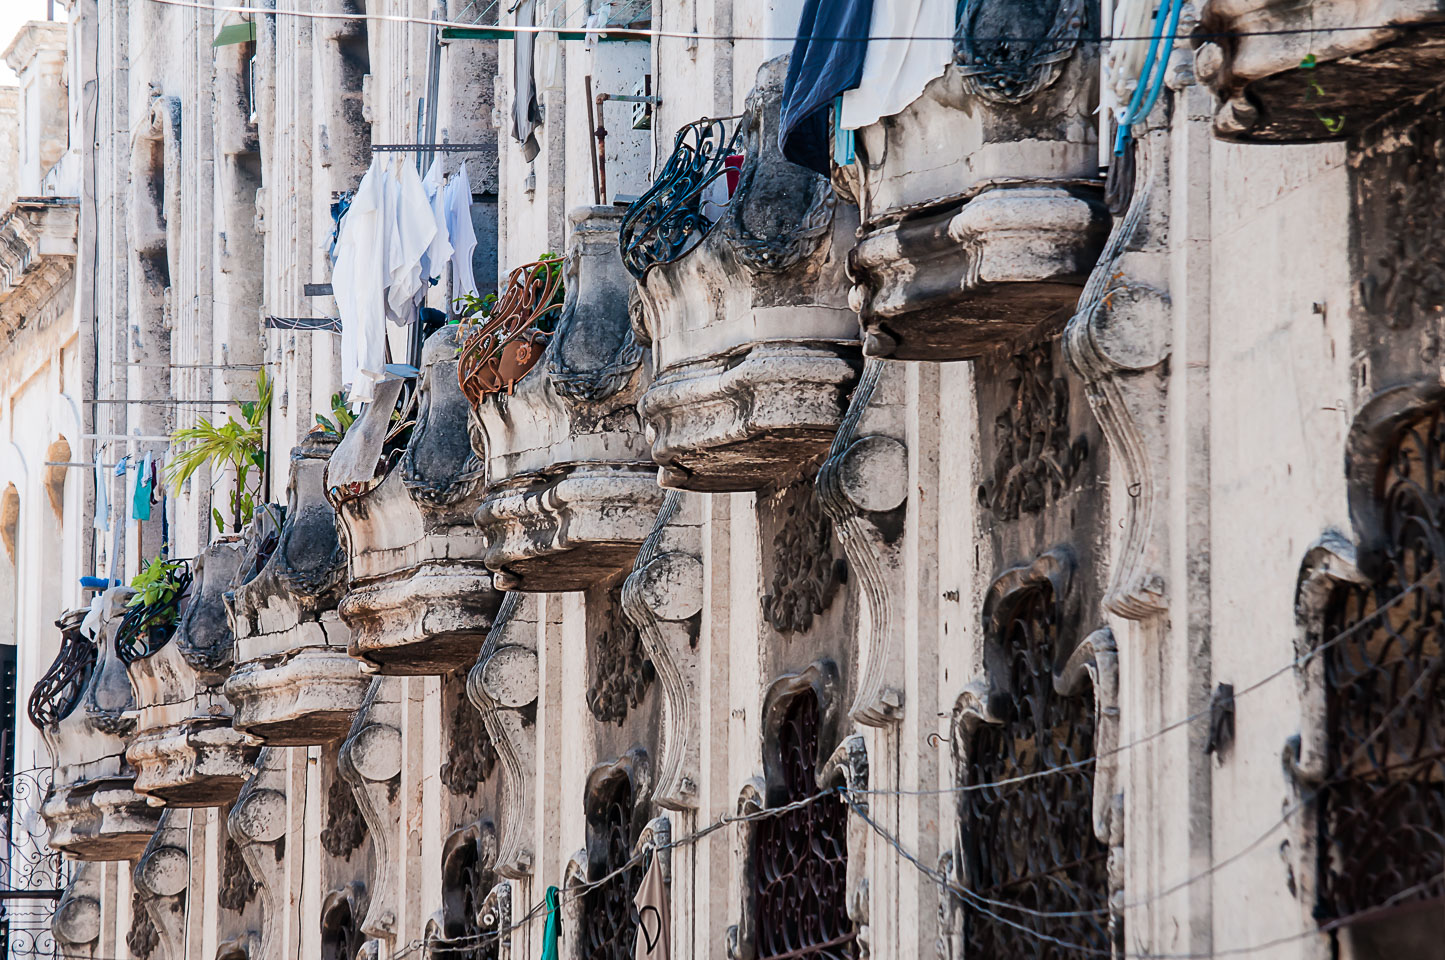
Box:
445;161;480;302
421;156;454;286
92;451;109;532
385;154;438;323
838;0;954;131
334;157;391;403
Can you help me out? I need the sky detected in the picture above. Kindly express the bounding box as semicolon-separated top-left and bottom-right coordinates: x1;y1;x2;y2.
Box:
0;2;66;87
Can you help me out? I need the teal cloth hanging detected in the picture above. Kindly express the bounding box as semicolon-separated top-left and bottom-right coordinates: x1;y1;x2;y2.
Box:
132;453;153;521
541;885;562;960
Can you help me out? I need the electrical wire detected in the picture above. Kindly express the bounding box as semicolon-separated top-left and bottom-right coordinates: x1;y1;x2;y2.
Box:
145;0;1445;46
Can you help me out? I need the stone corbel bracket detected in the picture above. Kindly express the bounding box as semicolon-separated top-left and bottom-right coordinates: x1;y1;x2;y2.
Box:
818;734;870;959
633;815;672;885
1063;119;1173;621
226;433;369;745
470;206;660;592
560;849;590;960
0;197;78;338
817;358;910;726
51;861;103;959
628;54;860;494
338;676;404;943
621;491;704;809
479;879;514;960
133;807;192;960
228;748;290;960
723;777;765;960
337;325;502;675
127;520;273;807
466;592;540;878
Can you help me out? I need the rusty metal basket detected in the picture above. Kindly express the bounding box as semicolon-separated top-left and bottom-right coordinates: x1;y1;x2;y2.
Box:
457;258;566;406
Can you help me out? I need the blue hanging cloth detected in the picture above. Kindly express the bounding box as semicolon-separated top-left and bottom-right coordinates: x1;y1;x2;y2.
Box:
779;0;875;176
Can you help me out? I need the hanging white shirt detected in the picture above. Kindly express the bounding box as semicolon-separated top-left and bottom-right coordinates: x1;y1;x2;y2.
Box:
92;451;109;532
445;161;480;302
421;156;454;287
334;157;390;402
385;155;439;323
838;0;954;131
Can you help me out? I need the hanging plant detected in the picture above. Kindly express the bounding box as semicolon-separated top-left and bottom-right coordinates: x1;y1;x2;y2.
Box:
166;371;273;534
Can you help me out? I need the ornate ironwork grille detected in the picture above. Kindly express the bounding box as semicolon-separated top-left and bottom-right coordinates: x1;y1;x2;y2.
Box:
619;117;744;279
434;835;499;960
752;695;855;960
27;615;97;729
582;776;640;960
456;258;565;405
115;567;194;664
1317;408;1445;921
963;586;1110;957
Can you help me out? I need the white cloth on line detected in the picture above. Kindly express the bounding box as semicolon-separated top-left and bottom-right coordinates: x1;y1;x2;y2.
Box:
385;155;438;323
92;451;109;532
334;157;390;403
445;161;480;302
421;156;454;286
838;0;954;131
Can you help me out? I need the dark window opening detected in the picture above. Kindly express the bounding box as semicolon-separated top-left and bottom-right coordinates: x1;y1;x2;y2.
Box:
582;774;640;960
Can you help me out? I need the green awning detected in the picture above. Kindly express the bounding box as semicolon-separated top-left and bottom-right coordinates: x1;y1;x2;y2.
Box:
212;21;256;47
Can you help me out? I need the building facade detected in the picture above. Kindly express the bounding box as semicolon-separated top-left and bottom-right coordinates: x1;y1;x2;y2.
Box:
4;2;1442;960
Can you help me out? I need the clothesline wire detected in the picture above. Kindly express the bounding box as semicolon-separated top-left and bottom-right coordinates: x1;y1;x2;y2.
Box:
145;0;1445;46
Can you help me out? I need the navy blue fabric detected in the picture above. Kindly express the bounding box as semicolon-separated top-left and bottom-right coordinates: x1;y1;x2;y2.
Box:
779;0;874;176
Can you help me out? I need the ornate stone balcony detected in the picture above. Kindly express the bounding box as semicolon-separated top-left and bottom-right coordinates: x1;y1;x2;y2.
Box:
622;57;860;492
843;8;1108;360
123;519;275;806
31;591;161;859
1194;1;1445;141
463;207;662;591
336;326;503;674
224;433;370;744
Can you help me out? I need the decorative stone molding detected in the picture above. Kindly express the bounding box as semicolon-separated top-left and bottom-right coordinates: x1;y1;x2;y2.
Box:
132;808;191;960
126;518;275;806
228;748;289;960
845;7;1105;361
622;490;704;809
426;820;501;960
439;676;498;796
35;590;162;860
560;848;589;960
634;815;672;884
0;197;78;342
724;777;766;960
478;880;514;960
1063;116;1173;621
336;326;503;674
627;56;860;492
817;359;910;726
338;676;403;943
466;593;540;878
980;345;1089;521
1193;1;1445;141
320;883;368;960
585;584;655;726
818;735;870;960
469;206;661;590
226;433;369;744
52;861;103;957
760;477;842;635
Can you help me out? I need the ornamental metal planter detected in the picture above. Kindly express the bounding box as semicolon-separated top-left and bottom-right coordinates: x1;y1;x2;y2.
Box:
32;592;161;860
335;325;504;674
625;56;861;492
467;205;661;591
1193;0;1445;141
457;259;566;405
123;517;277;806
844;0;1107;361
224;433;370;745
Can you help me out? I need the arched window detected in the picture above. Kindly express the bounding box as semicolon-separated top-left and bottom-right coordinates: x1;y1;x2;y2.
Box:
320;889;365;960
752;691;855;960
44;438;69;519
960;562;1111;957
433;823;498;960
1317;406;1445;925
582;772;641;960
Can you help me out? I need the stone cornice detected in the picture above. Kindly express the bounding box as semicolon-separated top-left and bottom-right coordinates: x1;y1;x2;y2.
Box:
0;197;78;342
2;21;67;77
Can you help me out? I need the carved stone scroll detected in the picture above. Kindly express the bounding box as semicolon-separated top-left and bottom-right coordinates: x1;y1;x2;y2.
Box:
339;676;404;943
818;735;870;960
622;491;704;809
228;748;290;960
1063;113;1173;620
133;807;191;960
467;593;540;878
52;861;103;959
817;359;909;726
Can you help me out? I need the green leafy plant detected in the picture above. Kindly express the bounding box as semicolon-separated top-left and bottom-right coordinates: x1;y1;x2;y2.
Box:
127;555;188;612
452;290;498;320
314;391;357;438
166;370;273;534
1299;54;1346;135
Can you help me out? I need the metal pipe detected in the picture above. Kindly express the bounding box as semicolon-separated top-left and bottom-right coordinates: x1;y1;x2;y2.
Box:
585;75;602;205
594;93;610;205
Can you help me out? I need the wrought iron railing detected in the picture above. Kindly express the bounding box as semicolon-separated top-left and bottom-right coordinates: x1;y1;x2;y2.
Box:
456;259;566;406
26;622;97;731
619;116;745;280
1;767;67;960
115;566;194;665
